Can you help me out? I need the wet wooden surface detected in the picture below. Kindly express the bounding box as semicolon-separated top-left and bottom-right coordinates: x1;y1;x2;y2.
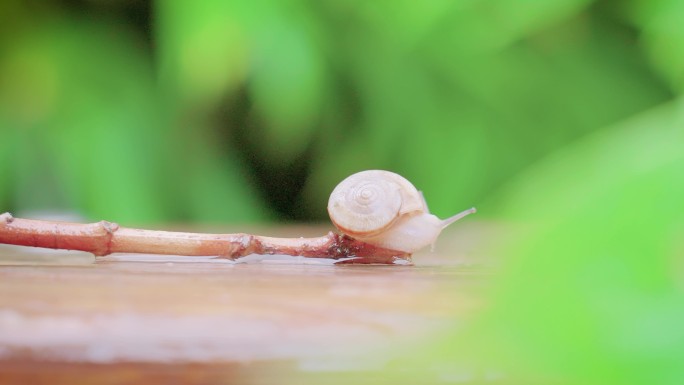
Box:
0;224;489;384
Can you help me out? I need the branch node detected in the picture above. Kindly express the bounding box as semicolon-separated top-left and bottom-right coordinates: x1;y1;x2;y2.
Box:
94;221;120;256
98;220;120;234
228;234;256;258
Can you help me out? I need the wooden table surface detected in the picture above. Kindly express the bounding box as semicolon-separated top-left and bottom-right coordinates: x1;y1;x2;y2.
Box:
0;223;489;384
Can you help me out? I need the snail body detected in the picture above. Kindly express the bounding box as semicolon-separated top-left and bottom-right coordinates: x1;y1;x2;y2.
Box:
327;170;475;253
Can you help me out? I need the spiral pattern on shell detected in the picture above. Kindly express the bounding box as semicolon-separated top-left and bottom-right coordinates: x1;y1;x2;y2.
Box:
327;170;423;237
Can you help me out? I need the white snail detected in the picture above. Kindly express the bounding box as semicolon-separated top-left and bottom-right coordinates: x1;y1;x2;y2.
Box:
327;170;476;253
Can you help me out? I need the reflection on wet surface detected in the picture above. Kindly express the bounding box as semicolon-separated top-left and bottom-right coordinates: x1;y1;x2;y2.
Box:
0;224;490;383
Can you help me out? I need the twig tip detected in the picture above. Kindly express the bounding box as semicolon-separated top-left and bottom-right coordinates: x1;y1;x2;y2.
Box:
0;212;14;224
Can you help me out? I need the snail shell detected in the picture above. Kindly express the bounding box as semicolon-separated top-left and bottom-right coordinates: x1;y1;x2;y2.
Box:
327;170;475;253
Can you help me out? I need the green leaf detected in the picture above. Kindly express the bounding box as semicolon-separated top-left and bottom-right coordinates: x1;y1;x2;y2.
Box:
455;99;684;384
156;0;250;106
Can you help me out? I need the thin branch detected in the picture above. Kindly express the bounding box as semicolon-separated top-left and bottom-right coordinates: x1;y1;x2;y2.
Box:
0;213;411;265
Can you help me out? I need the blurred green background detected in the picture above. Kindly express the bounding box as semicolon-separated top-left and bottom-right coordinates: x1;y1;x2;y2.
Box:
1;0;682;384
0;0;677;224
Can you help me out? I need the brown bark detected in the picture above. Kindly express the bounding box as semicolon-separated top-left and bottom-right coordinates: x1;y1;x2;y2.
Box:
0;213;411;265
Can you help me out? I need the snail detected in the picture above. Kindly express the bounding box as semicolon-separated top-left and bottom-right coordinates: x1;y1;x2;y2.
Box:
327;170;476;253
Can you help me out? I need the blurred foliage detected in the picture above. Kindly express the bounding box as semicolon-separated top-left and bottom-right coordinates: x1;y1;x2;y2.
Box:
0;1;682;383
496;100;683;385
401;99;684;385
0;0;676;223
